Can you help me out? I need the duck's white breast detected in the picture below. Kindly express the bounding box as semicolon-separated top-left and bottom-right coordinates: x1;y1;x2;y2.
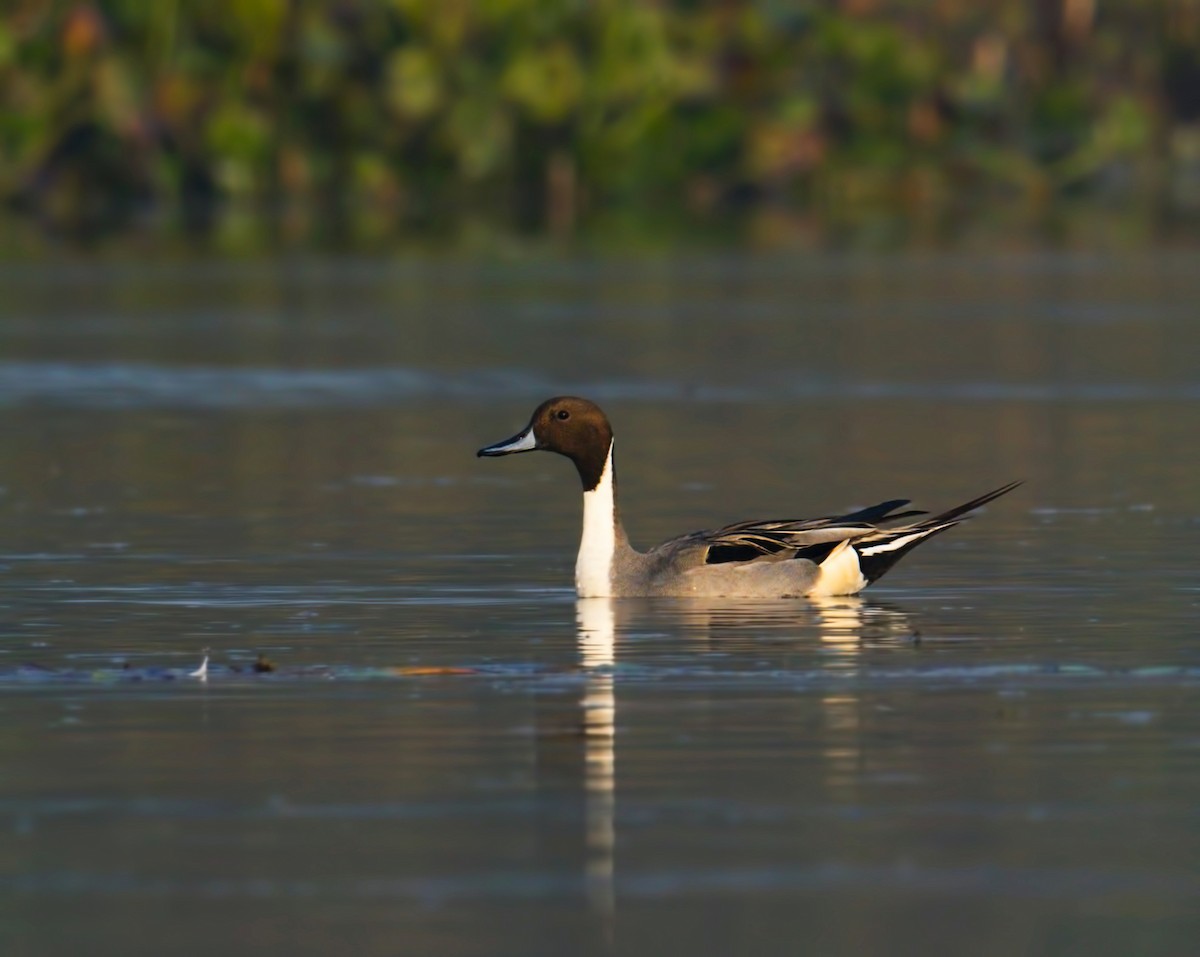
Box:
575;444;617;598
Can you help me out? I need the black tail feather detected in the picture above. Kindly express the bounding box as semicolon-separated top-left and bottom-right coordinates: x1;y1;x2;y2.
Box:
837;499;928;524
874;509;929;524
925;480;1024;525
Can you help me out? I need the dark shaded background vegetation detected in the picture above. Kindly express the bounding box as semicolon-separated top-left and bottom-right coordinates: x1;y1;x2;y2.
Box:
2;0;1200;246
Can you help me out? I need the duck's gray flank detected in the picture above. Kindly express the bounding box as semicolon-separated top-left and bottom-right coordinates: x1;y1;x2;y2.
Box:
478;396;1020;599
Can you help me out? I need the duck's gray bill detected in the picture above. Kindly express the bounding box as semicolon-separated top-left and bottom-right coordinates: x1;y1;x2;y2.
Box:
477;428;537;457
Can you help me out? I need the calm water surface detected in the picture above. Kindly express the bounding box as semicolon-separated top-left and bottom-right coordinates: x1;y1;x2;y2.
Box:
1;251;1199;956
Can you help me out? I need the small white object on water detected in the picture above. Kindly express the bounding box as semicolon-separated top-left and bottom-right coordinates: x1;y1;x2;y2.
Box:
188;649;209;681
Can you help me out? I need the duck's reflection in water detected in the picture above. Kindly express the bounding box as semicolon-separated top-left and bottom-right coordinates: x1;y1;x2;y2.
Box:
653;594;917;655
576;597;616;921
805;597;917;798
631;596;918;807
556;595;917;929
808;595;917;655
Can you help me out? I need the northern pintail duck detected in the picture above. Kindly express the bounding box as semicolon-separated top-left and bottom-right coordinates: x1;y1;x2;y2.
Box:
478;397;1019;598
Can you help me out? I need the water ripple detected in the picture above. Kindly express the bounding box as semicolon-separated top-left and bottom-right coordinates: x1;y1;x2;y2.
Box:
2;361;1197;409
4;862;1197;902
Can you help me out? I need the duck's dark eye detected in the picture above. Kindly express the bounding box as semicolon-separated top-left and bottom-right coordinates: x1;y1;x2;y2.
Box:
555;409;570;421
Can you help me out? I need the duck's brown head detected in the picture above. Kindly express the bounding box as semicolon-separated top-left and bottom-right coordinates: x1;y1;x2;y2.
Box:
477;396;614;491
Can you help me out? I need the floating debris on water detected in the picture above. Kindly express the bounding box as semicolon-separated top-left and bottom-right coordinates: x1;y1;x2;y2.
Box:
0;656;1196;690
188;649;210;681
0;652;491;686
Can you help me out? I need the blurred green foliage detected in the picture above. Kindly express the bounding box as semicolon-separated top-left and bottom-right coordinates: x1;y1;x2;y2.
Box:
2;0;1199;243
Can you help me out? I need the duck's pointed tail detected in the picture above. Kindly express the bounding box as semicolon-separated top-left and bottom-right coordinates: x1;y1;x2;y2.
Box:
853;480;1022;585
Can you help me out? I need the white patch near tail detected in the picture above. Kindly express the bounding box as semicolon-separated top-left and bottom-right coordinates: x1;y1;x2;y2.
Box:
806;540;868;597
575;443;617;598
858;523;951;557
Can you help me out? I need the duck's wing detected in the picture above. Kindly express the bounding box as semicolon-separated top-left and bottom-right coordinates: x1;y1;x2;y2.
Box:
656;482;1021;576
703;498;932;558
655;498;923;569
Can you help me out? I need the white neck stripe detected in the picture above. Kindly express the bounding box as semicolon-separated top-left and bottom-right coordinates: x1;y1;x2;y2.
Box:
575;442;616;598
